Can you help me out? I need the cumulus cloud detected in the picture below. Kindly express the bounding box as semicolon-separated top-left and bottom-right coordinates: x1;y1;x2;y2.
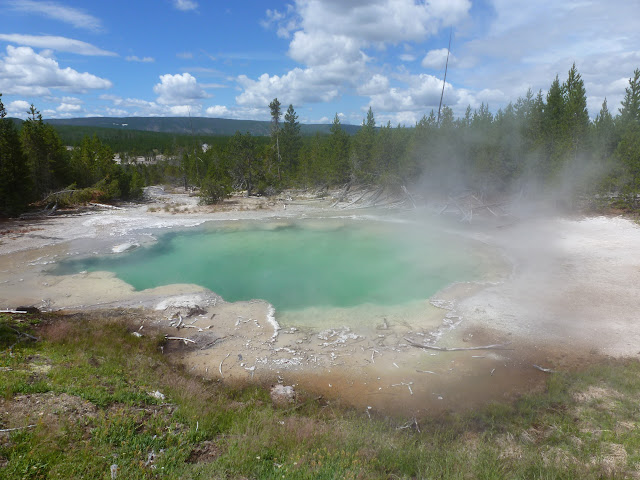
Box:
173;0;198;11
153;73;210;105
5;99;31;117
126;55;155;63
100;93;227;118
0;34;117;56
452;0;640;116
205;105;230;117
57;102;82;112
421;48;456;69
168;104;201;115
357;74;390;95
294;0;470;44
367;73;449;113
7;0;103;31
243;0;471;110
0;45;113;96
236;69;341;107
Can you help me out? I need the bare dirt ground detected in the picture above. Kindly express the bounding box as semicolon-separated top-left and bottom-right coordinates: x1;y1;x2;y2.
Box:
2;186;639;416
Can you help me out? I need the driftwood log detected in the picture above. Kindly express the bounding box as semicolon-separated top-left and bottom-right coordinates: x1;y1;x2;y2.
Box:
404;337;512;351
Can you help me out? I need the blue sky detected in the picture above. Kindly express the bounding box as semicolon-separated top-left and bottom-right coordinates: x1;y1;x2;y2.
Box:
1;0;638;125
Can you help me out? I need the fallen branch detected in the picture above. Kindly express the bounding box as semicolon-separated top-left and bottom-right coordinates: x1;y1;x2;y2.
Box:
88;202;124;210
0;309;27;314
0;424;36;433
165;336;196;344
401;185;417;209
219;352;231;379
533;364;556;373
331;181;352;207
404;337;512;352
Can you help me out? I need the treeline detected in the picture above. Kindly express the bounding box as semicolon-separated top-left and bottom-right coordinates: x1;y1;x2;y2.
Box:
52;124;231;158
168;64;640;207
0;96;144;216
2;64;640;215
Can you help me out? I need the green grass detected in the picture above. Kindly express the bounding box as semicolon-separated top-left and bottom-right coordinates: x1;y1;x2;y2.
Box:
1;312;639;479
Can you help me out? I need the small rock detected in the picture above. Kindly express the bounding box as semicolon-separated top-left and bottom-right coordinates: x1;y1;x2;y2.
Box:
270;384;295;406
149;390;165;401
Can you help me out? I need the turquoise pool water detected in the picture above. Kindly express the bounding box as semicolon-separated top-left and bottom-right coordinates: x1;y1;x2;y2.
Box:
54;220;485;311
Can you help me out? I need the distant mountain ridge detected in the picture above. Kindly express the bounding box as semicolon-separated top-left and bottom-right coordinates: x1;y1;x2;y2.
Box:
43;116;361;136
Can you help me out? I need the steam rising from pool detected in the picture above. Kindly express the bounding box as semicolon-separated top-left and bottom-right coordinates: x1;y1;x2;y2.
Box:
54;219;490;315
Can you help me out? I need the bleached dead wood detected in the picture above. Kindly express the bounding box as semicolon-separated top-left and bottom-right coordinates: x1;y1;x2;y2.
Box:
367;186;385;206
42;189;78;202
343;186;372;208
404;337;512;351
0;309;27;314
88;202;124;210
401;186;417;209
533;364;556;373
331;182;353;207
219;352;231;379
0;424;36;432
165;336;196;344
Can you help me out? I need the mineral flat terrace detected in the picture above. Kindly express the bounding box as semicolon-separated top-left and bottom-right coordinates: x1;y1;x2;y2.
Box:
1;187;639;415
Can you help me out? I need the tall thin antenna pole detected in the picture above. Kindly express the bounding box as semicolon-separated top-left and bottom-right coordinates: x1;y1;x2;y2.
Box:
437;28;452;126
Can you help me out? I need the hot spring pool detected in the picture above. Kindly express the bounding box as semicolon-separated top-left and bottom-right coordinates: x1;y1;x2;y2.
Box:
53;218;490;315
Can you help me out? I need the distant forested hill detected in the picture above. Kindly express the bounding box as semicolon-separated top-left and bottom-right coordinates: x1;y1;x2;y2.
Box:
44;116;361;136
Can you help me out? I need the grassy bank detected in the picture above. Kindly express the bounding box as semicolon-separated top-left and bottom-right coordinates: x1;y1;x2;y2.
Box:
1;312;639;479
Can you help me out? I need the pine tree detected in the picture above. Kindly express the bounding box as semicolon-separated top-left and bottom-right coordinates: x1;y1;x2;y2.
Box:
0;93;31;215
328;113;350;184
351;107;377;182
563;63;589;157
594;98;615;157
616;70;640;205
618;68;640;128
542;75;567;180
226;131;260;196
20;104;70;199
281;104;301;178
269;98;282;181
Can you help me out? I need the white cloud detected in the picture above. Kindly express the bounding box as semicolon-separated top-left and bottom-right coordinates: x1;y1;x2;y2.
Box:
57;102;82;112
236;69;342;107
368;74;448;112
100;93;217;117
153;73;210;105
176;51;193;59
451;0;640;117
59;96;82;105
288;31;366;67
357;74;390;95
294;0;470;44
0;45;112;96
0;34;117;56
399;54;416;62
261;5;298;38
243;0;471;110
106;107;128;116
5;99;31;117
169;104;201;115
126;55;155;63
173;0;198;11
7;0;103;31
421;48;456;69
205;105;230;117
